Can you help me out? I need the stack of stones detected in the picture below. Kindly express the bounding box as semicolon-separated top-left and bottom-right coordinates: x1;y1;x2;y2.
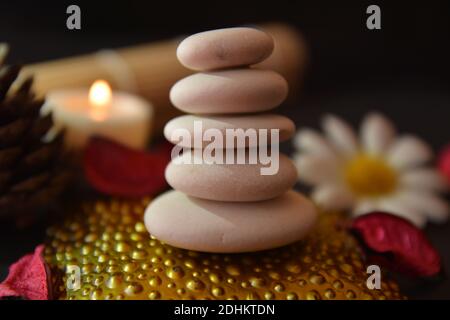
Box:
145;27;317;253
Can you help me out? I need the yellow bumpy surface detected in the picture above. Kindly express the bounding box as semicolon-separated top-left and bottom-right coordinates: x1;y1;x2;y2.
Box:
44;197;405;300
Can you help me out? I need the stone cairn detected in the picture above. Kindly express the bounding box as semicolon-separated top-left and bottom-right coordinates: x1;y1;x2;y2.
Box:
145;27;317;253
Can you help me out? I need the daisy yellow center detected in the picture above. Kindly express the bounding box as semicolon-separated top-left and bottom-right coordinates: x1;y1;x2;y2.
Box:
344;154;397;197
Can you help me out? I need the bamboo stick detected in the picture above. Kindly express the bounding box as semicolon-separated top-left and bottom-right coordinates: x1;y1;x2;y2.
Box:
22;23;308;137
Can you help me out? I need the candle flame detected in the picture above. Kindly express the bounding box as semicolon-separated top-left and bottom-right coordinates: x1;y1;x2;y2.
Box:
89;80;112;108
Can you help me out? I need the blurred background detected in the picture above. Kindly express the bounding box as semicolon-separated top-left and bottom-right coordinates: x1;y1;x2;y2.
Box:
0;0;449;299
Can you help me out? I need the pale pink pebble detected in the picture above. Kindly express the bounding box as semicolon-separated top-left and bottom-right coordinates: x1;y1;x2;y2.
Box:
166;151;297;202
144;190;318;253
164;113;295;148
170;69;288;114
177;27;274;71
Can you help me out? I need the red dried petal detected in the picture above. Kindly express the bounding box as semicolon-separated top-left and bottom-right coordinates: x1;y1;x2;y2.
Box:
350;212;441;277
438;144;450;184
84;137;171;197
0;245;50;300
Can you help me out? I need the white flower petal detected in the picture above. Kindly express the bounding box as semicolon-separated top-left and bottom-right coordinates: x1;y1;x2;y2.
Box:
293;153;340;185
399;168;448;193
376;196;427;228
395;190;449;223
352;199;379;216
293;128;336;156
387;135;433;171
361;112;396;156
322;114;358;157
312;184;354;211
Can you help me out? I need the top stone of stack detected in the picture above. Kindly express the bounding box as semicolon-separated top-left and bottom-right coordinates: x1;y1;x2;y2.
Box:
177;27;275;71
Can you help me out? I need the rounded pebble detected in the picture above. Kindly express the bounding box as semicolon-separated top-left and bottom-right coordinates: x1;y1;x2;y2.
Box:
177;27;274;71
166;151;297;201
170;69;288;114
144;190;318;253
164;114;295;148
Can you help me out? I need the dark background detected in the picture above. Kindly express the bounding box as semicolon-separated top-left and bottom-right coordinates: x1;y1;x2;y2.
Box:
1;0;449;299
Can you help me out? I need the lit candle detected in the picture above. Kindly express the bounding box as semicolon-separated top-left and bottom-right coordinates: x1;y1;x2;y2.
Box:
43;80;153;150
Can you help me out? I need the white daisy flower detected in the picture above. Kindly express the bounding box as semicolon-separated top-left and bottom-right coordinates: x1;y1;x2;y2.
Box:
293;112;449;228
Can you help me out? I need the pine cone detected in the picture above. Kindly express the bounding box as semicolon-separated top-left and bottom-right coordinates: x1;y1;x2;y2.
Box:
0;44;72;223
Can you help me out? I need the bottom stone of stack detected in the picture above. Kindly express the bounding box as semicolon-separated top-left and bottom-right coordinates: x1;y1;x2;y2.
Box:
145;190;318;253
